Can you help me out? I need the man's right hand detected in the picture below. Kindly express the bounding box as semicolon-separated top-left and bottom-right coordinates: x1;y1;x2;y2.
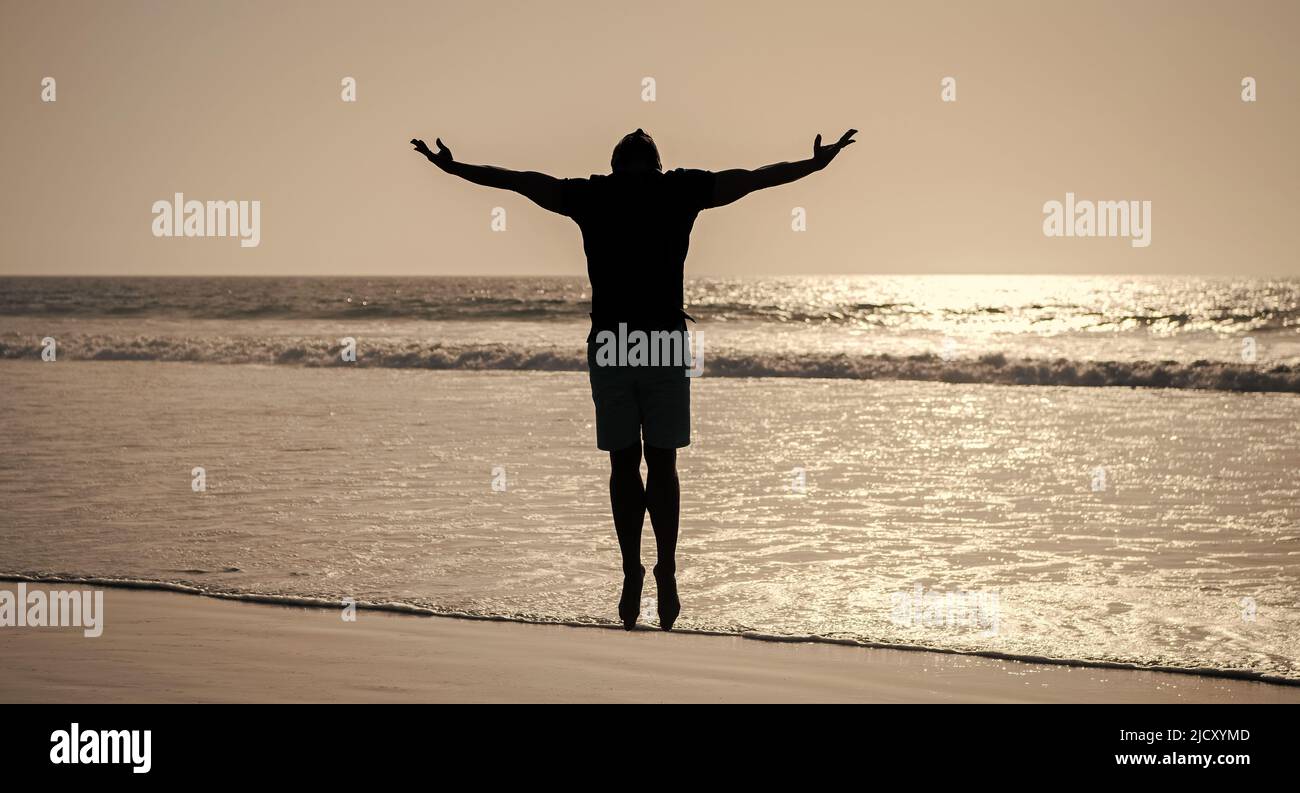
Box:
411;138;453;170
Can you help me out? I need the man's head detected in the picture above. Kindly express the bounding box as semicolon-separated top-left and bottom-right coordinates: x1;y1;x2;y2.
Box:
611;128;662;174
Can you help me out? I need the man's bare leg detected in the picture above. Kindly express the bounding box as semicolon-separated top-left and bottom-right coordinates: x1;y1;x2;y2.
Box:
643;444;681;630
609;443;646;629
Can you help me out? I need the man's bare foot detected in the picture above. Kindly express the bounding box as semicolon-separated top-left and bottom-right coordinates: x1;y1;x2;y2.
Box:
618;565;645;630
654;564;680;631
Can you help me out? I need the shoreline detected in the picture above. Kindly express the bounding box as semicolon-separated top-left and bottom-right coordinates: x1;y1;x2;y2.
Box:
6;573;1297;689
3;582;1298;703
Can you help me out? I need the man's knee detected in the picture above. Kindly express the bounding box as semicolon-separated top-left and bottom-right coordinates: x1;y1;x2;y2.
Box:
643;444;676;476
610;443;642;476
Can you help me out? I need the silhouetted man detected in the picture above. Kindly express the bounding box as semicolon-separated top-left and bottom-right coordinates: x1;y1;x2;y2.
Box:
412;127;856;631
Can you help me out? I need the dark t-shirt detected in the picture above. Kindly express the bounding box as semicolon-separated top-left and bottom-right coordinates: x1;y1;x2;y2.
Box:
560;168;717;331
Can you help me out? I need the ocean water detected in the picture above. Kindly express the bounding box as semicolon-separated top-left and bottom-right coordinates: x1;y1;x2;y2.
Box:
2;275;1298;389
1;276;1298;682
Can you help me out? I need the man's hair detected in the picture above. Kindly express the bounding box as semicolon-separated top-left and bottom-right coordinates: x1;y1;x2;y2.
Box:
611;128;662;173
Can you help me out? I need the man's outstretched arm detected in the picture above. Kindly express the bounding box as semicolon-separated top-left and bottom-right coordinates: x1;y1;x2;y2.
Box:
710;129;857;207
411;138;566;215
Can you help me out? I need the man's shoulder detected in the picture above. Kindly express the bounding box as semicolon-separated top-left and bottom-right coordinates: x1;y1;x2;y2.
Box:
571;170;713;184
558;175;605;215
664;168;714;179
664;168;717;194
562;174;611;194
663;168;716;209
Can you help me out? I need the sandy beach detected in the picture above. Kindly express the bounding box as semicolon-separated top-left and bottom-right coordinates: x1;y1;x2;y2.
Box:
2;584;1296;703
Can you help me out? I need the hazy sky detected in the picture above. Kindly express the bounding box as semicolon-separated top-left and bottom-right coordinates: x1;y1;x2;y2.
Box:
2;0;1297;276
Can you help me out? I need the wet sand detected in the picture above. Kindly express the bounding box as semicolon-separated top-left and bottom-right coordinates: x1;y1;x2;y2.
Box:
2;585;1296;703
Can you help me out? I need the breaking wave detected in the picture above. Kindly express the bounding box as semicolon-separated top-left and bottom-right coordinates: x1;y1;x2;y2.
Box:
3;332;1297;392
